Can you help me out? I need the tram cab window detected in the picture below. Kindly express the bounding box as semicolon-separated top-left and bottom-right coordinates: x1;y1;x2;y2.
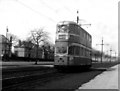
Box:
56;47;67;54
57;25;68;33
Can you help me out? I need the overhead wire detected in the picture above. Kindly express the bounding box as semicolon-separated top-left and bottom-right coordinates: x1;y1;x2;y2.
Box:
39;0;74;20
39;0;87;23
3;0;89;24
16;0;56;23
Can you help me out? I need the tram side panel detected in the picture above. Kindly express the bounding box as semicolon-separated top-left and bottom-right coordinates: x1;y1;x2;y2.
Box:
68;43;92;66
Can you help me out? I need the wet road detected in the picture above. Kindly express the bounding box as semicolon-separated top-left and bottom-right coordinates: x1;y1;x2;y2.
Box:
8;67;106;90
1;61;118;91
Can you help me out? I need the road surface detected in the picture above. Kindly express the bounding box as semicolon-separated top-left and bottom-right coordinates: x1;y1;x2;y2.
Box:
1;61;119;91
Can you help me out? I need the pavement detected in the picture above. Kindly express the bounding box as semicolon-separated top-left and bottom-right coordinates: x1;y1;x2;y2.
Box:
0;61;54;69
78;64;119;90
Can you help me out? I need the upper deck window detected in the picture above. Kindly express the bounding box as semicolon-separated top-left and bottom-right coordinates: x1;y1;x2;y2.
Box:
57;25;68;33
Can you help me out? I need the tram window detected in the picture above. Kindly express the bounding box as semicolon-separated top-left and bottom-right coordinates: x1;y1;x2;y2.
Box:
68;46;74;55
83;48;85;56
81;48;83;56
88;51;91;57
84;49;86;56
84;33;86;38
90;37;92;43
87;50;89;57
75;46;80;55
79;47;81;56
90;52;92;57
56;47;67;54
85;49;86;56
82;31;84;37
57;25;68;33
83;48;84;56
78;47;80;55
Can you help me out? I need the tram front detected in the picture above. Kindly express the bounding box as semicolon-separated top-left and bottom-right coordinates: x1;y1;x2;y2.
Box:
54;21;69;68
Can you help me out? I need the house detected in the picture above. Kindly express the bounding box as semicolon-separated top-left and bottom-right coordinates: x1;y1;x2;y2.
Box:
0;34;11;60
14;41;43;59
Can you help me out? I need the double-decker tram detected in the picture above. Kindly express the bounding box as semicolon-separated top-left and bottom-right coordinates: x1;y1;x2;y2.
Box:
54;21;92;69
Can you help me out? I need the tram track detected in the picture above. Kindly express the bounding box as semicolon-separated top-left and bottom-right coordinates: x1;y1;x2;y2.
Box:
2;67;108;90
2;62;118;90
2;67;57;90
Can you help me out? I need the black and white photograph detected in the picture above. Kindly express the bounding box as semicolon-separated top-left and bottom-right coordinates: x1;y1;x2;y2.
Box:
0;0;119;90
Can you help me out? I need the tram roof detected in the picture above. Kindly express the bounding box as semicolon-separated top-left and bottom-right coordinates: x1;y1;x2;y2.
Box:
57;21;92;37
57;21;78;25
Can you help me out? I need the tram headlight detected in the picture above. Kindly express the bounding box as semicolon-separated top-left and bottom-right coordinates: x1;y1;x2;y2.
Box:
66;34;69;39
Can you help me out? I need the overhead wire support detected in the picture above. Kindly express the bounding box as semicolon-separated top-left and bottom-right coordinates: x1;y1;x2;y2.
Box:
96;37;109;63
109;48;113;62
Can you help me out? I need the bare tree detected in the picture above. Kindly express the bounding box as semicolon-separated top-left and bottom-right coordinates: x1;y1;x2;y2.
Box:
6;33;19;60
28;28;49;64
41;40;54;59
7;33;19;46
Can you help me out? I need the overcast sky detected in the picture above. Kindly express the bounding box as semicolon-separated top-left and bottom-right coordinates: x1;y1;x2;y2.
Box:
0;0;119;56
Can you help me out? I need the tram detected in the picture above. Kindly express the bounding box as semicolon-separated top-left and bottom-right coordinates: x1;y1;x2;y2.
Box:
54;21;92;69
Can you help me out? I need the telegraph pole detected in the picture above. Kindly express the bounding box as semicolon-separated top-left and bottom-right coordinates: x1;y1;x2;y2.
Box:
96;37;109;63
5;26;9;61
105;51;109;61
114;52;117;61
110;48;112;62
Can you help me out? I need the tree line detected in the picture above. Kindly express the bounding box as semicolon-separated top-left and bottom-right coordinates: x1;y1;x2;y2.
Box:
2;27;54;64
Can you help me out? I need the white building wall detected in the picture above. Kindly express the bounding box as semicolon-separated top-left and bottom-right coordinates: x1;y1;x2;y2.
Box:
17;48;25;57
14;47;25;57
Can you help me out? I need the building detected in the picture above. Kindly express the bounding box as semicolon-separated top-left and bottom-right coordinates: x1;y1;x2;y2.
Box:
14;41;43;59
0;34;11;60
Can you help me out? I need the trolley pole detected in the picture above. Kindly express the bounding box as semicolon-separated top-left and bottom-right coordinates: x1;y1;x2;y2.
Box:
76;10;91;26
77;10;79;24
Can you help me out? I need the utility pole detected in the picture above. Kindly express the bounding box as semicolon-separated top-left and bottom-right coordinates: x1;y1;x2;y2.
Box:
4;26;9;61
96;37;109;63
110;48;112;62
105;51;109;62
114;52;117;61
6;26;12;61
